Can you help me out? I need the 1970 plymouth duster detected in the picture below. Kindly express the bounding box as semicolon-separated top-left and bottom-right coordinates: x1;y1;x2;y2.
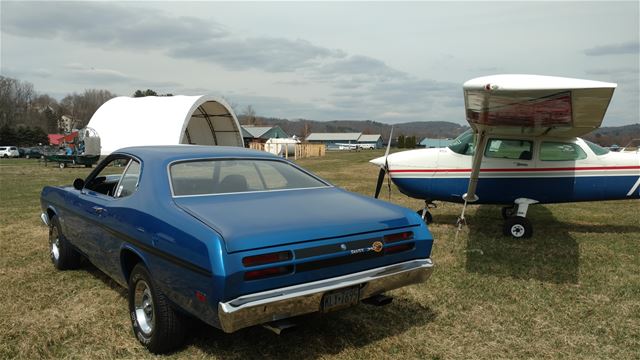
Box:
40;145;434;353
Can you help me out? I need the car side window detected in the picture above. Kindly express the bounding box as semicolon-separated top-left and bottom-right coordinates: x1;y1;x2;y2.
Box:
485;139;533;160
84;158;131;196
540;142;587;161
115;160;141;198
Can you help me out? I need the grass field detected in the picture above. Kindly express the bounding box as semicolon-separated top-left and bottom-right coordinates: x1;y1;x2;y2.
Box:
1;151;639;359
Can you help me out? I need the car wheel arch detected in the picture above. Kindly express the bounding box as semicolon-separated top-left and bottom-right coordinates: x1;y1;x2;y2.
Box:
121;247;148;285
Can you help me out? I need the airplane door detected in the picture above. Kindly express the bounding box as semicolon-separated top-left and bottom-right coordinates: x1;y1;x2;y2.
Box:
480;138;535;202
537;140;594;202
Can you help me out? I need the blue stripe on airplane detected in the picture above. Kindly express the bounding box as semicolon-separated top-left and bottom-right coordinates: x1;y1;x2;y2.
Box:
393;176;640;204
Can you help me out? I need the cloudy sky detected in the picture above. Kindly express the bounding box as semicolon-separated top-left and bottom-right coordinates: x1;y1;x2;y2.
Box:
1;1;638;126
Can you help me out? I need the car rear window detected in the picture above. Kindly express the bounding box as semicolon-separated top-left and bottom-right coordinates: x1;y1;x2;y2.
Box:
170;159;328;196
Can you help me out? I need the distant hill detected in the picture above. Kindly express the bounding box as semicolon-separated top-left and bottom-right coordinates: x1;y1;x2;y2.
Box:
241;115;639;146
583;123;640;147
238;116;469;141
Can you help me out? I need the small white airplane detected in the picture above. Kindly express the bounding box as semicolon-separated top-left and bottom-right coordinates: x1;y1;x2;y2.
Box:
372;74;640;238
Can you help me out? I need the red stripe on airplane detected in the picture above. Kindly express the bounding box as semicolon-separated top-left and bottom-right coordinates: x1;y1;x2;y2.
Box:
389;166;640;173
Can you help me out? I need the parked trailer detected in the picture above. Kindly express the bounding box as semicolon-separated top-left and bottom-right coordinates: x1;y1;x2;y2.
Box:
45;154;100;169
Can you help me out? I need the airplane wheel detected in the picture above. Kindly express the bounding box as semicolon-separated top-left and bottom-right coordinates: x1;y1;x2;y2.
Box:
503;217;533;239
416;209;433;224
501;206;515;219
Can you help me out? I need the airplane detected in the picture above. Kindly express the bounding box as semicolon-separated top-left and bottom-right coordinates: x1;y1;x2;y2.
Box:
371;74;640;239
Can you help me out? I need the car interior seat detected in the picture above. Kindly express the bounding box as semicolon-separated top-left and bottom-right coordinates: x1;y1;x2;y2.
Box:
218;174;248;193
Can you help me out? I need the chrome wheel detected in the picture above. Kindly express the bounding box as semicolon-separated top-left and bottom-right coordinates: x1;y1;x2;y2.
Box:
50;226;60;261
134;280;155;335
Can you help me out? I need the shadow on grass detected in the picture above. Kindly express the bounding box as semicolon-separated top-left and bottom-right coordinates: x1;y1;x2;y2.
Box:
188;298;436;359
81;259;128;298
465;205;579;284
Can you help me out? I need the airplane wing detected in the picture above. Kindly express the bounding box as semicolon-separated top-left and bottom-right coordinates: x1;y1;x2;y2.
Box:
459;74;617;208
464;74;617;138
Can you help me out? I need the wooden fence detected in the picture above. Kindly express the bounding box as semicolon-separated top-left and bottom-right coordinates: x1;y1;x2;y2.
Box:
248;142;326;160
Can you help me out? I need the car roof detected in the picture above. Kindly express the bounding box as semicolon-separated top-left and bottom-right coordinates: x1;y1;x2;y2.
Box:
115;145;279;162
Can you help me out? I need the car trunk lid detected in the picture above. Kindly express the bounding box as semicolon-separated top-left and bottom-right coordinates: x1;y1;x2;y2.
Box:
173;187;418;253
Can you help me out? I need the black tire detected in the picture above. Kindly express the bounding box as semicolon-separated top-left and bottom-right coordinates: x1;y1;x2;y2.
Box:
128;264;186;354
503;216;533;239
85;164;91;168
416;209;433;224
49;215;82;270
501;206;515;219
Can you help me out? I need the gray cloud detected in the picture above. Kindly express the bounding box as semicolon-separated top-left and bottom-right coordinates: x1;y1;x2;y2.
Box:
63;64;182;90
2;2;226;50
170;38;344;72
584;41;639;56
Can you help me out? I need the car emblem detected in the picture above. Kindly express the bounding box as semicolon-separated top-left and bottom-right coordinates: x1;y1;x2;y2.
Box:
372;241;383;253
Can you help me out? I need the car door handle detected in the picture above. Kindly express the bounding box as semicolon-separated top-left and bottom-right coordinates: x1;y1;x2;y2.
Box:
92;206;106;214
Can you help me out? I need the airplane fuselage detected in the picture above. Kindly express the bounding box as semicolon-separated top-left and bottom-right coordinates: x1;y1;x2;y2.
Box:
378;133;640;205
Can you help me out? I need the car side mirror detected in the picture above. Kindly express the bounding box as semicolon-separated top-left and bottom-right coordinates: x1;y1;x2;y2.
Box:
73;178;85;190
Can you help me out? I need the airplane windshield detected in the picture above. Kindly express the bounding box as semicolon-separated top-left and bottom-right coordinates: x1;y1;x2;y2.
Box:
583;140;610;155
448;129;475;155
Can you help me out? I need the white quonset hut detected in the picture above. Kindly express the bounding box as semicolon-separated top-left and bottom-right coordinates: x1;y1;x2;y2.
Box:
87;95;244;155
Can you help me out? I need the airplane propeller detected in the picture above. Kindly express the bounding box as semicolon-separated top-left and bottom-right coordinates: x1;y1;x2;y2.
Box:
374;126;394;199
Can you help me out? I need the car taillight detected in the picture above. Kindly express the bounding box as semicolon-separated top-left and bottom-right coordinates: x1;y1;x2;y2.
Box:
384;243;415;254
242;251;292;267
244;265;293;281
383;231;414;243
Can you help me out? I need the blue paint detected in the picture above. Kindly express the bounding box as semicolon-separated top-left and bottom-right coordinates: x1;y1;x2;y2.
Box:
393;175;640;204
41;145;434;329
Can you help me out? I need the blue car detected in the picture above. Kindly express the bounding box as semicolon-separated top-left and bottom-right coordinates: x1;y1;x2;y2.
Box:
40;146;434;353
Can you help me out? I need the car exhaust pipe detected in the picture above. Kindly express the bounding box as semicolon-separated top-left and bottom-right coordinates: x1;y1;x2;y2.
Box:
262;319;297;335
362;294;393;306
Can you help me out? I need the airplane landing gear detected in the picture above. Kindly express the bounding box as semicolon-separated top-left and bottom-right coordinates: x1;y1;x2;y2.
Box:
417;201;436;224
502;198;538;239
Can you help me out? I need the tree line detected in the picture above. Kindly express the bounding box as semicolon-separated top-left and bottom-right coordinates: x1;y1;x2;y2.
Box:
0;75;171;146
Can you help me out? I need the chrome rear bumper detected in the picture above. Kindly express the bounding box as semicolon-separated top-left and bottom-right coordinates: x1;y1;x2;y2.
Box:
218;258;433;333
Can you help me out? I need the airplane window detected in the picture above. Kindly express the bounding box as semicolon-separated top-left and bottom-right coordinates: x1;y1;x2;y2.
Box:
540;142;587;161
484;139;533;160
448;129;475;155
583;140;610;155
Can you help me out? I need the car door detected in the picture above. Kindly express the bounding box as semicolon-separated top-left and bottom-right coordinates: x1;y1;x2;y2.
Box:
73;156;132;274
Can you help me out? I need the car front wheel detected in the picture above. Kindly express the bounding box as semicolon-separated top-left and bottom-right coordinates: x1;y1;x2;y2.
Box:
49;215;81;270
128;264;186;354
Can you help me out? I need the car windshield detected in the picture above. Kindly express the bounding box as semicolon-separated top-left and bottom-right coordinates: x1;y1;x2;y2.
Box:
448;129;475;155
170;159;329;196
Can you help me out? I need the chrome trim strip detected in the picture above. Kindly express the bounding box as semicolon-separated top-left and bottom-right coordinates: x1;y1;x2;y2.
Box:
40;212;49;227
166;156;332;198
218;258;433;333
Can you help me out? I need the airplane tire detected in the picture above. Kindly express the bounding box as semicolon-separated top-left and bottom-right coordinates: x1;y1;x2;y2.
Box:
501;206;515;219
416;209;433;224
503;216;532;239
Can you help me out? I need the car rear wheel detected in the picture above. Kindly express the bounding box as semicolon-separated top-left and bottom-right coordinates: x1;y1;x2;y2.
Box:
49;216;81;270
128;264;186;354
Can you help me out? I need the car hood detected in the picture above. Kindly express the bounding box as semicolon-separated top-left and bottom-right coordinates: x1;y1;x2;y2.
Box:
174;187;420;253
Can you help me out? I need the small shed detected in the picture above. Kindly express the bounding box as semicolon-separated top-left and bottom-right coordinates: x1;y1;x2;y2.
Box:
241;125;289;145
358;134;383;149
87;95;244;155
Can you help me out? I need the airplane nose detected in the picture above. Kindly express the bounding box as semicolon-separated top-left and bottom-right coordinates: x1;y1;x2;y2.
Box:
370;156;385;167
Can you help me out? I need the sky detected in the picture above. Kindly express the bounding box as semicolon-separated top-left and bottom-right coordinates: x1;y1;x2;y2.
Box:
1;1;638;126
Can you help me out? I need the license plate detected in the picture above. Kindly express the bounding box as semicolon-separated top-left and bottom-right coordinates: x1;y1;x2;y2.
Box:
321;286;360;313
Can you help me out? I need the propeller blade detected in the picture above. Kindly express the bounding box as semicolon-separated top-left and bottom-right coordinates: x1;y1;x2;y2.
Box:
374;168;385;198
384;126;394;165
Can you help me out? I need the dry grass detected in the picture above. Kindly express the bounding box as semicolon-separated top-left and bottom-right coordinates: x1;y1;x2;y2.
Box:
1;152;639;359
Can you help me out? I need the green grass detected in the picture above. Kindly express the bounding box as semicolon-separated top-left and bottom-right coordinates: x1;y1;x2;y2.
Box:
1;153;639;359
